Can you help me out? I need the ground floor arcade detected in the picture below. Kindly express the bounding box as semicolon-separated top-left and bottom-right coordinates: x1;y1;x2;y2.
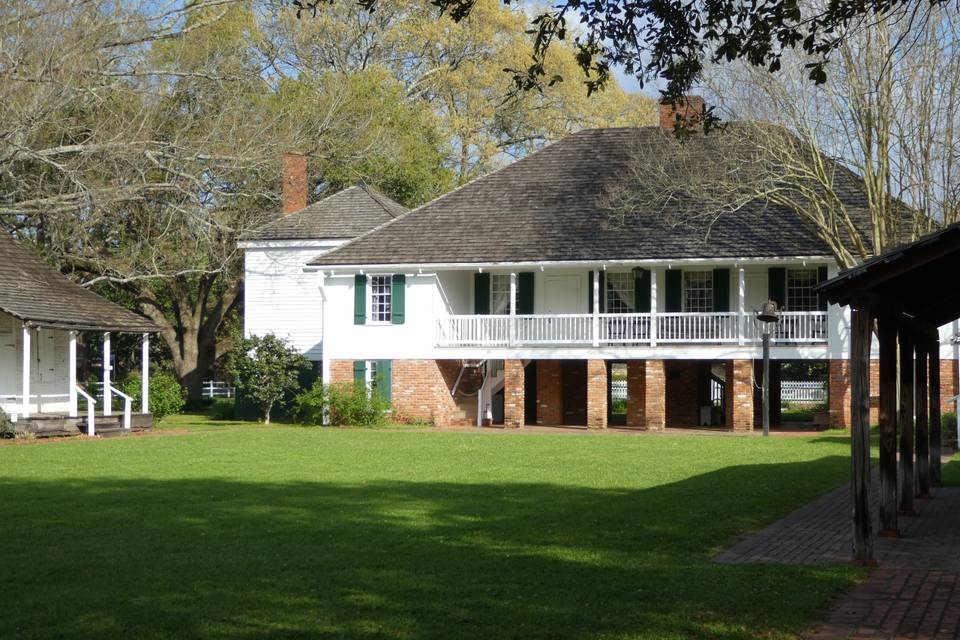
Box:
327;357;960;430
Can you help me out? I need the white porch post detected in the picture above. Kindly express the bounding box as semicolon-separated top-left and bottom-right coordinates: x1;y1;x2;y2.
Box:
21;325;31;418
650;270;658;347
141;333;149;414
592;270;600;347
509;271;517;347
738;268;746;346
68;331;78;417
102;332;111;416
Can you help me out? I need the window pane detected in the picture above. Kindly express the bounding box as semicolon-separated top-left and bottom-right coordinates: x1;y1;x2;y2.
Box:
683;271;713;312
605;272;635;313
786;268;818;311
491;274;511;314
370;275;392;322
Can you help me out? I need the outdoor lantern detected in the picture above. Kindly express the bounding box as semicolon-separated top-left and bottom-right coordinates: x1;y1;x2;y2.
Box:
758;300;780;324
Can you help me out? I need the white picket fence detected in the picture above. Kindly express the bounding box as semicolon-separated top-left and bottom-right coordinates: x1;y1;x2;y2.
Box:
781;380;827;402
611;380;627;401
202;381;235;399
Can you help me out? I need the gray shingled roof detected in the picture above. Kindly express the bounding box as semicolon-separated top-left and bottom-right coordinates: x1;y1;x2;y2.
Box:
310;126;871;267
242;185;407;241
0;233;157;332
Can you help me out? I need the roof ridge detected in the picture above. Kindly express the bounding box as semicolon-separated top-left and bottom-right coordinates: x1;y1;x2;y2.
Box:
308;142;564;266
357;181;405;219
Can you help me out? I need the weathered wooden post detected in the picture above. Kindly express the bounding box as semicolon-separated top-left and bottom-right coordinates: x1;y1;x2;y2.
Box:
850;305;875;563
898;328;915;515
877;313;898;536
916;345;931;498
930;339;942;486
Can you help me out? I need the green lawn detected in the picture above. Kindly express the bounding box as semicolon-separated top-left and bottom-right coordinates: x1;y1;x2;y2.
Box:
0;418;917;639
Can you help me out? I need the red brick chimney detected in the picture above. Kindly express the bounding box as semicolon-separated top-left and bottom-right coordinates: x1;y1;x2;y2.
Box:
659;96;705;132
281;152;308;215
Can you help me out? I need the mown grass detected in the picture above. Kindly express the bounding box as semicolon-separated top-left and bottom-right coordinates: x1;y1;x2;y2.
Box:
0;418;875;639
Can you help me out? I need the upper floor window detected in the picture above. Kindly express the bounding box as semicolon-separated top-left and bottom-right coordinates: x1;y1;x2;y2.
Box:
491;274;512;314
787;268;819;311
683;271;713;312
606;272;635;313
369;275;392;323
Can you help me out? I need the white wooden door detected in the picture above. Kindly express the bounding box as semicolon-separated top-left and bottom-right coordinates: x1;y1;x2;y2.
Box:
544;275;582;314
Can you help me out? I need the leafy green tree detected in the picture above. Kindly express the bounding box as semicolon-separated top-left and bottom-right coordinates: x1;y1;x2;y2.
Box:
229;334;309;424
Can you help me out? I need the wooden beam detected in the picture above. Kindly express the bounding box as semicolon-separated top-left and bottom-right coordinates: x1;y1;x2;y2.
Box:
899;328;915;516
877;314;899;536
850;306;875;564
930;340;942;486
916;345;931;498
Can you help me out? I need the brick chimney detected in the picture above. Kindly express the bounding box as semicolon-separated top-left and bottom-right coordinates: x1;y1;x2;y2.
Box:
659;96;705;132
281;152;308;215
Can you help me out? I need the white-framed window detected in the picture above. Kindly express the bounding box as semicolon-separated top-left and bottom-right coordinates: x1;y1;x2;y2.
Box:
491;274;511;314
369;275;392;323
683;271;713;312
605;272;635;313
786;268;819;311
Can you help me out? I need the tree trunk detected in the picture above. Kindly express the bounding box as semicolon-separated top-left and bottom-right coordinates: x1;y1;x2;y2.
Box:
264;405;272;425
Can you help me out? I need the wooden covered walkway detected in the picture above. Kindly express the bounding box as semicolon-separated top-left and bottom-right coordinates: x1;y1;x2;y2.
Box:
819;223;960;564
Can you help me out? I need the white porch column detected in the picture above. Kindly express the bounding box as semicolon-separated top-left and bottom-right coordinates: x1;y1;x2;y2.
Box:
102;332;111;417
650;270;658;347
68;331;78;417
509;271;517;347
592;270;600;347
21;325;31;418
141;333;149;414
738;268;746;346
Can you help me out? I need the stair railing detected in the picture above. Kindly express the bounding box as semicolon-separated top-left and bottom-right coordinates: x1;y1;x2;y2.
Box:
106;384;133;431
76;385;97;436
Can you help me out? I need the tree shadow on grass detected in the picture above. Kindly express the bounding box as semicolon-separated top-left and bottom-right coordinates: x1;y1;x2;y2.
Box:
0;457;859;640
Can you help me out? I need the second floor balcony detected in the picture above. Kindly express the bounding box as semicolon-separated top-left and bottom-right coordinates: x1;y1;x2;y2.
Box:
436;310;828;347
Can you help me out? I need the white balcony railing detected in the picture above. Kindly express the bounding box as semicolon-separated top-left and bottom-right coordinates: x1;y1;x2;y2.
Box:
436;311;828;348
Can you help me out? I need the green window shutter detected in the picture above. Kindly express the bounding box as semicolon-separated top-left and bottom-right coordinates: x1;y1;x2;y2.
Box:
712;268;730;312
665;269;682;312
768;267;786;308
634;269;651;312
474;273;490;315
354;275;366;325
817;265;829;310
391;274;405;324
517;272;535;314
588;271;594;313
353;360;366;385
375;359;392;403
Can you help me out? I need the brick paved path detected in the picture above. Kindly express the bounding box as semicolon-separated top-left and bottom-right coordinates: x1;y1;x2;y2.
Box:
713;475;960;639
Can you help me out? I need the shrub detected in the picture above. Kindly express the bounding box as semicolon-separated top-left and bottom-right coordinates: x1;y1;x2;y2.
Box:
207;398;236;421
292;381;326;425
120;371;186;422
943;412;958;448
229;333;309;424
0;410;14;439
326;382;390;427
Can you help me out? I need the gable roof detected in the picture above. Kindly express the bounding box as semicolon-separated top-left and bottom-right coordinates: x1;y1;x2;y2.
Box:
242;184;407;242
0;233;157;332
310;126;871;268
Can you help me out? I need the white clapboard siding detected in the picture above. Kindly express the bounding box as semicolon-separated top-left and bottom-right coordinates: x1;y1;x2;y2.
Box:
243;241;344;361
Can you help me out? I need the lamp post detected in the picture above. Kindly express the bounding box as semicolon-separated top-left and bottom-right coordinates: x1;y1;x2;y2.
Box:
757;300;781;437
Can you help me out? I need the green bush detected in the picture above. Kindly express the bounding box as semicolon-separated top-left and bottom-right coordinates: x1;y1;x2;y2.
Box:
0;410;14;439
291;381;391;427
207;398;236;421
943;412;958;448
229;333;309;424
292;381;326;425
325;382;390;427
120;371;186;422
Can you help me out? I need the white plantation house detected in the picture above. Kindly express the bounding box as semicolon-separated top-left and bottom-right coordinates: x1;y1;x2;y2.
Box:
0;232;157;436
248;102;960;430
240;153;407;363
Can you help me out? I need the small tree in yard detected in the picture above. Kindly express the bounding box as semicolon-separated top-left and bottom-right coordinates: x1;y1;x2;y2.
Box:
230;334;309;424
